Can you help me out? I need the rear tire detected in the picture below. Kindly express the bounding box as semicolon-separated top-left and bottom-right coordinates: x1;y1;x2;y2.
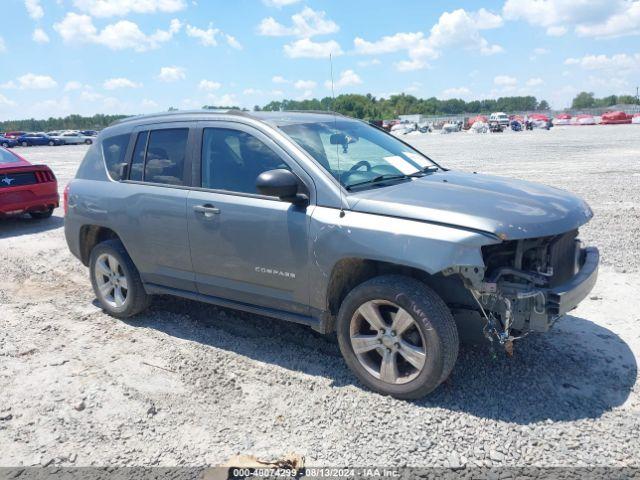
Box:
21;141;28;147
48;141;55;146
1;142;8;148
29;207;54;219
85;139;92;145
89;239;151;318
336;275;459;399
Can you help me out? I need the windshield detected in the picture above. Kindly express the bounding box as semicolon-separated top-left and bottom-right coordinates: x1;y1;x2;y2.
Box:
279;120;437;190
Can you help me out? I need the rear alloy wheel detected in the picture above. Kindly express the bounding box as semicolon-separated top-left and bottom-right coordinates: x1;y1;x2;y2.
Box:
337;275;459;399
89;239;150;318
29;207;54;219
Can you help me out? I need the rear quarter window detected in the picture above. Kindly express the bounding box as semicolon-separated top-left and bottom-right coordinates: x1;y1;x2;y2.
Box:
102;134;131;181
0;148;20;163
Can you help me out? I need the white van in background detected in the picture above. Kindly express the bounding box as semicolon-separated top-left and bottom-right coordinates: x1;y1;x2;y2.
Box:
489;112;510;126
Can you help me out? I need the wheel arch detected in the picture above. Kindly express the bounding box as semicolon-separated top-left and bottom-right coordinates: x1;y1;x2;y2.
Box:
78;225;123;266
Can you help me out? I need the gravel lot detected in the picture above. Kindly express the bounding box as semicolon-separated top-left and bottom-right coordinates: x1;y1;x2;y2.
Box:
1;126;639;468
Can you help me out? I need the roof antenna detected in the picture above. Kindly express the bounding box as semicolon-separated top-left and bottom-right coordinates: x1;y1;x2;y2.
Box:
330;53;346;218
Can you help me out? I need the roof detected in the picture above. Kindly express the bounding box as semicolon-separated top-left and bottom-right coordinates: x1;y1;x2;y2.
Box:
110;109;351;128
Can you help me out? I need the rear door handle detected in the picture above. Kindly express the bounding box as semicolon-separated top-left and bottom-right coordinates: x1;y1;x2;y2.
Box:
193;204;220;216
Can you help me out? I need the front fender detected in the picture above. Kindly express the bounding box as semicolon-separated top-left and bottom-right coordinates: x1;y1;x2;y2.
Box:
309;207;500;311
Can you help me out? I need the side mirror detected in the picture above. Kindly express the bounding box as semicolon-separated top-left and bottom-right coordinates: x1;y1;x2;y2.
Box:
256;169;307;205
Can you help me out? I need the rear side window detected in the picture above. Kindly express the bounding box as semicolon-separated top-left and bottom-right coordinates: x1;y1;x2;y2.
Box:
0;148;20;163
132;128;187;186
102;134;130;181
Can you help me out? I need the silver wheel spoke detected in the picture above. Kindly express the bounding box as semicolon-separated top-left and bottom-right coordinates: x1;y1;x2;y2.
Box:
98;282;113;298
398;340;426;370
392;308;414;335
114;286;126;306
380;350;399;383
96;259;111;277
358;302;386;330
118;276;128;290
107;255;118;273
351;334;380;354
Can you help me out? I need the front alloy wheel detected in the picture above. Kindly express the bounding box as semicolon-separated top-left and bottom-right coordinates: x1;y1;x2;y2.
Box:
336;275;459;399
350;300;426;384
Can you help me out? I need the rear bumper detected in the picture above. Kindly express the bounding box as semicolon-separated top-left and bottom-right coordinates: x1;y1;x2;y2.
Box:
0;185;59;215
545;247;599;316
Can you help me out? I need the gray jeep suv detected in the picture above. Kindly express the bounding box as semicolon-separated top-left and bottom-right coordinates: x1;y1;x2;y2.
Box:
64;110;599;399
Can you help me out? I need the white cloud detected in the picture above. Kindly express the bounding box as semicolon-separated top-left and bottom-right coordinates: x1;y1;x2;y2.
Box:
207;93;237;106
325;69;362;89
294;79;317;90
157;66;186;82
103;77;141;89
262;0;301;7
64;81;84;91
53;13;182;52
533;47;549;55
503;0;640;38
24;0;44;20
272;75;289;84
526;77;544;87
72;0;187;18
354;32;425;55
18;73;57;89
0;93;17;108
494;75;517;86
442;86;472;98
354;8;502;72
32;28;50;43
357;58;381;67
186;24;219;46
283;38;343;58
258;7;339;37
0;80;18;89
243;88;262;95
198;79;222;90
564;53;640;72
395;59;428;72
225;34;242;50
141;99;159;109
428;8;504;55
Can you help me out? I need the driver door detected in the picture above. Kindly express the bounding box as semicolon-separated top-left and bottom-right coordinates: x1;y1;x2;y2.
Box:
186;121;314;315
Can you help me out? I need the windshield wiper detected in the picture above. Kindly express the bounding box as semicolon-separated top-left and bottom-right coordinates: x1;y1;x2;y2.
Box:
408;165;439;177
345;173;410;190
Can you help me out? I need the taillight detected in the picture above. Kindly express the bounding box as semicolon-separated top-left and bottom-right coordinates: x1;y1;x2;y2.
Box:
63;183;71;215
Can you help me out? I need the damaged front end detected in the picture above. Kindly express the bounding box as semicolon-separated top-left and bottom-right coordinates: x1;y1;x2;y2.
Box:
447;229;599;347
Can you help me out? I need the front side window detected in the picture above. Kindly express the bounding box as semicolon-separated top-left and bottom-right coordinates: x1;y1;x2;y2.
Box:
201;128;289;194
102;133;130;181
280;120;437;190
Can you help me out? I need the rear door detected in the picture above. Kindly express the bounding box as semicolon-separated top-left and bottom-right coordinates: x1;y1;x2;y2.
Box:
186;121;314;315
117;122;197;291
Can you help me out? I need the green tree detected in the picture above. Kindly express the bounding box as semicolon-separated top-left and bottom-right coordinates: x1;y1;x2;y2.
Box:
571;92;596;109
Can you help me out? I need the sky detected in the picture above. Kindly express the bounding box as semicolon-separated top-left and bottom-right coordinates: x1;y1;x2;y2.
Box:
0;0;639;119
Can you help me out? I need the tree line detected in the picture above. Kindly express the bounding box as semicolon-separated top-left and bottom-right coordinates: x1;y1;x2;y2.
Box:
2;91;637;132
571;92;639;110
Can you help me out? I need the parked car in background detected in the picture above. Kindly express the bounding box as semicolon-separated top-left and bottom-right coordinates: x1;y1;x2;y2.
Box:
0;147;59;218
0;136;18;148
49;131;94;145
16;133;64;147
5;131;27;139
65;110;599;399
489;112;510;126
80;130;99;136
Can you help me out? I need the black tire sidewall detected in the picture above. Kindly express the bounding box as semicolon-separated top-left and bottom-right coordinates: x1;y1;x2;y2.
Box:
337;276;452;399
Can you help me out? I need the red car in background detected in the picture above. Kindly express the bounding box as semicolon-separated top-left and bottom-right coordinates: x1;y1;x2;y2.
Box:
0;147;59;219
4;131;27;139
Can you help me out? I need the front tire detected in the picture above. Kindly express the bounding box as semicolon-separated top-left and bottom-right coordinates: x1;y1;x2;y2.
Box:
1;142;8;148
336;275;459;399
85;139;93;144
21;141;28;147
48;140;55;146
89;239;150;318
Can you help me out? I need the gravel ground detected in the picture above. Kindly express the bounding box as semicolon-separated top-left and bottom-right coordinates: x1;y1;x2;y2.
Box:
0;126;639;468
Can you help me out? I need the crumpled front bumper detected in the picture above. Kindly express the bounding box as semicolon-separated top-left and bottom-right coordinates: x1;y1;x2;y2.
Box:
527;247;599;331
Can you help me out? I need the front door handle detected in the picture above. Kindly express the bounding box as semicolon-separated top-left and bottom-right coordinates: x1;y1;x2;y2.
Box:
193;204;220;217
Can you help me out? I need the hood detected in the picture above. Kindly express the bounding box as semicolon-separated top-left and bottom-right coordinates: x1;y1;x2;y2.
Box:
349;170;593;240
